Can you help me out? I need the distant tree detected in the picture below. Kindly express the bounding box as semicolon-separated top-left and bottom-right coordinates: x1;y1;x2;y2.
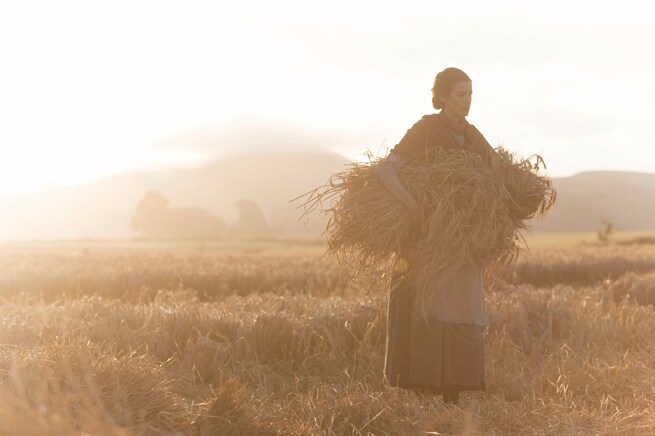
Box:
233;198;271;238
597;219;614;244
131;191;169;237
131;191;227;239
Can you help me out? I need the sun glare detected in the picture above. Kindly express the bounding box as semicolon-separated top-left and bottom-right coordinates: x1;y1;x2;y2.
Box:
0;1;653;196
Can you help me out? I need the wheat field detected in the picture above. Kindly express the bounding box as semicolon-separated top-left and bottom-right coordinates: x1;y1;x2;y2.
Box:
0;240;653;435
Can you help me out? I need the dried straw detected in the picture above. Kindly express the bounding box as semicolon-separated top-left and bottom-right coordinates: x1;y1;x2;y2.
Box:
295;145;556;296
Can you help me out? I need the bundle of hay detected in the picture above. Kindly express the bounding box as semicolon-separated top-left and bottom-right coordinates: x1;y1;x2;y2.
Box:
492;148;556;221
295;145;555;294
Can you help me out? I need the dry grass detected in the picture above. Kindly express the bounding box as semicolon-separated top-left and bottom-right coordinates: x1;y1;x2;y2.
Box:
0;242;653;434
501;245;655;287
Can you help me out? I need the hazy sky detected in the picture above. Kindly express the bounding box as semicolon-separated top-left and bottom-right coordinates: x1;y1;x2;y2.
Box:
1;0;654;194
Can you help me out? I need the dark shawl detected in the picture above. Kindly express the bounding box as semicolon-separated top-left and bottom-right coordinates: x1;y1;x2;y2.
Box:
390;113;495;163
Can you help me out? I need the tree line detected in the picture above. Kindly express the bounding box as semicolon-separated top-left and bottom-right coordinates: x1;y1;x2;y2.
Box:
130;191;282;240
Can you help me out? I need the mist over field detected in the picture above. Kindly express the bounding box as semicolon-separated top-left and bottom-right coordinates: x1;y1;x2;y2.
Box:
1;150;654;242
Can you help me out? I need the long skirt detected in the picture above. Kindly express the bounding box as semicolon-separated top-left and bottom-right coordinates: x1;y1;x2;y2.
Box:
384;272;486;393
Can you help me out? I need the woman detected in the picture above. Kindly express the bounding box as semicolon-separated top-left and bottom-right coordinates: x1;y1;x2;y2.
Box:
376;67;496;405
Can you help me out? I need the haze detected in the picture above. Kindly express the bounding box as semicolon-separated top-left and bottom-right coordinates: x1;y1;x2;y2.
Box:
1;1;655;242
1;1;654;195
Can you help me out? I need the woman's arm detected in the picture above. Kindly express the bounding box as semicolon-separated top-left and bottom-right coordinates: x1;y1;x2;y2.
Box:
376;154;424;225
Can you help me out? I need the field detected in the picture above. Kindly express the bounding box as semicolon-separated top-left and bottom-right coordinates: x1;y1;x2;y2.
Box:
0;236;654;435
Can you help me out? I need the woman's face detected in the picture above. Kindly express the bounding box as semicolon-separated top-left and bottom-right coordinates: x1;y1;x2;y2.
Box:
441;80;472;118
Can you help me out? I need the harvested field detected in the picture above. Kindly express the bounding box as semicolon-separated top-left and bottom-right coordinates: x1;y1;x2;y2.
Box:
0;241;653;434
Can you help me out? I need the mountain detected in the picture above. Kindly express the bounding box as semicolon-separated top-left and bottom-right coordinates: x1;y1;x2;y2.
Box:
528;171;655;232
0;151;350;241
0;153;653;241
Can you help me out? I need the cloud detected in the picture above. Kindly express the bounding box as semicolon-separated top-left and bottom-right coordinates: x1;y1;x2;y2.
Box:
152;116;374;157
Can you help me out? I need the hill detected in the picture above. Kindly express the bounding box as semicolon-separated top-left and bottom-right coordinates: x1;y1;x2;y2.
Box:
0;153;653;241
0;152;349;241
530;171;655;232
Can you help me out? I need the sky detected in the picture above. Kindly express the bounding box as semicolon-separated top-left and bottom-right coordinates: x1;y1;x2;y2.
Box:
1;0;654;195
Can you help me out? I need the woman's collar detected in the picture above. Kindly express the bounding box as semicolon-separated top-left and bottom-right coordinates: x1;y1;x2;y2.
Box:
438;110;469;134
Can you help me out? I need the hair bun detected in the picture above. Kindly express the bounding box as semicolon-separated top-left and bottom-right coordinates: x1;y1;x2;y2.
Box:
432;95;442;110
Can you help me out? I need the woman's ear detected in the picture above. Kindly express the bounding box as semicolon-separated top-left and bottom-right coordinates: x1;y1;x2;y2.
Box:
438;91;449;107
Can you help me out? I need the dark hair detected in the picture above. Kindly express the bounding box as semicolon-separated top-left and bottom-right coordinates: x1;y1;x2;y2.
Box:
431;67;471;110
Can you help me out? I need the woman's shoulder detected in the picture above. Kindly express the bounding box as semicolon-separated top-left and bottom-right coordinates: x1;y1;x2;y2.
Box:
465;123;491;146
465;122;483;135
420;113;440;122
402;113;439;132
390;114;438;158
418;113;441;126
464;123;495;159
402;113;443;137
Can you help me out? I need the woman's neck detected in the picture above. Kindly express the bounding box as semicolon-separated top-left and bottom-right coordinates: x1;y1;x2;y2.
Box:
441;109;465;125
439;109;468;134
